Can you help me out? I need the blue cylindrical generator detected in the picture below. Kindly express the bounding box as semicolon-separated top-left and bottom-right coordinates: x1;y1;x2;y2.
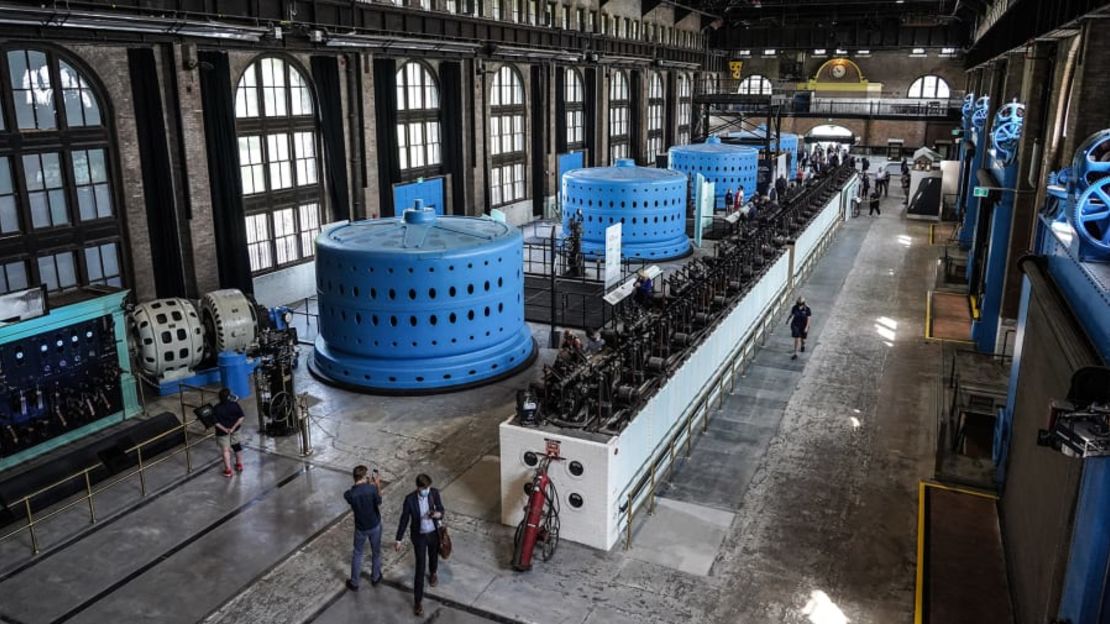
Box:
561;159;690;260
668;136;759;209
310;206;536;393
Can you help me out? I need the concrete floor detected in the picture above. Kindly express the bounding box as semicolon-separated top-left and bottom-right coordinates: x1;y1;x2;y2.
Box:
0;178;942;624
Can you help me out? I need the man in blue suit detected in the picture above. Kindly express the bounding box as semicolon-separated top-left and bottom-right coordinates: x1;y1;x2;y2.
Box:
394;473;446;616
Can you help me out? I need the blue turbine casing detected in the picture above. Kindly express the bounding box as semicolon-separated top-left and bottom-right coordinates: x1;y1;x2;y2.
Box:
668;136;759;209
561;159;690;260
310;207;536;393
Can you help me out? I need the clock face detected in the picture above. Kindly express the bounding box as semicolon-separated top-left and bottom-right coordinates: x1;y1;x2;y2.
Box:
831;64;847;79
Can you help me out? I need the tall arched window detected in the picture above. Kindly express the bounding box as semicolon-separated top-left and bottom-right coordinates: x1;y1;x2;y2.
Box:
396;62;442;180
677;73;692;145
737;74;772;96
645;73;665;160
235;57;322;275
489;65;526;207
608;70;629;163
565;68;585;150
0;47;126;297
908;75;950;99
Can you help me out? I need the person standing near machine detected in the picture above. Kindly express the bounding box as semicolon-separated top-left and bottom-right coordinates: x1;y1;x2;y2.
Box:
724;188;734;212
213;387;245;477
395;474;446;617
788;297;812;360
869;187;882;216
345;465;383;591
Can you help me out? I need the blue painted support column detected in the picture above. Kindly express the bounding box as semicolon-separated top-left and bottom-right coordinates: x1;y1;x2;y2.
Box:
993;275;1030;485
960;137;985;252
972;193;1015;352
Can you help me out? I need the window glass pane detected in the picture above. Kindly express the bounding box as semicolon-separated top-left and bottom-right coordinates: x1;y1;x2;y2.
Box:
8;50;56;130
294;132;317;186
0;157;18;234
267;133;292;190
59;60;101;127
245;213;273;271
261;58;288;117
239;136;265;195
235;67;259;118
289;67;312;116
23;152;68;228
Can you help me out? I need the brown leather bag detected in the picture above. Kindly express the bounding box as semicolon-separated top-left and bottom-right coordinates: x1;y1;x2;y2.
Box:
437;524;452;559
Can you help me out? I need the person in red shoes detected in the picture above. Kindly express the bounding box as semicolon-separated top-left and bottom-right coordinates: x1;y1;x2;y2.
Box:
212;387;245;477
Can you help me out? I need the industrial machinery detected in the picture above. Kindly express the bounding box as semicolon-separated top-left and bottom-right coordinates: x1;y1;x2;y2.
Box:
969;100;1026;352
561;159;691;261
526;164;854;435
668;136;759;210
130;289;301;441
310;204;536;393
511;452;561;571
0;290;140;469
501;161;857;551
1037;367;1110;458
1066;130;1110;261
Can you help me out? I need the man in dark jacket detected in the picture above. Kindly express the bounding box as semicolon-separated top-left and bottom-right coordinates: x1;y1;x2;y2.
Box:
395;474;446;616
345;465;383;591
212;388;245;478
861;156;870;173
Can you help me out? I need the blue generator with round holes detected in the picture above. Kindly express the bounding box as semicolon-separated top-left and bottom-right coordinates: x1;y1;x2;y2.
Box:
561;159;690;260
310;205;536;393
668;136;759;210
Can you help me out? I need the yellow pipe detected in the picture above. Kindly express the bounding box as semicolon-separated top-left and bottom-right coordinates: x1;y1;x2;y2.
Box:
924;292;933;340
922;479;998;500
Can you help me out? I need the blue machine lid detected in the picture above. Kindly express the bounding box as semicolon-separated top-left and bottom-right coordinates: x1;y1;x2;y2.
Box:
671;136;758;154
321;206;515;255
564;159;686;184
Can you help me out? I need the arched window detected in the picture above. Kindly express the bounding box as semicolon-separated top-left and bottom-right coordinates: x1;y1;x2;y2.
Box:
645;73;665;160
908;75;950;99
608;69;629;163
489;66;526;207
0;47;126;297
677;73;692;145
737;74;772;96
396;62;442;180
235;56;322;275
565;68;585;150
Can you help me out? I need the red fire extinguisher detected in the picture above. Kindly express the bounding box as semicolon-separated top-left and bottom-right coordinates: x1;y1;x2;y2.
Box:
512;456;561;571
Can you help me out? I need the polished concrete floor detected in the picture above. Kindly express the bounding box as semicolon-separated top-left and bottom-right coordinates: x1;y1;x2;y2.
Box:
0;180;941;624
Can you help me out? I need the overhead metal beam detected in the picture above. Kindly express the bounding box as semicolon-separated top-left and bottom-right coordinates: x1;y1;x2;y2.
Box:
965;0;1110;67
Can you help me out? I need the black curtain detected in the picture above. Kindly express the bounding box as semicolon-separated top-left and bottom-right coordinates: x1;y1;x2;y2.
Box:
584;67;597;167
630;70;643;163
440;62;466;216
554;67;568;154
664;72;676;149
373;57;401;217
530;65;547;217
310;56;351;222
127;48;187;298
198;51;253;294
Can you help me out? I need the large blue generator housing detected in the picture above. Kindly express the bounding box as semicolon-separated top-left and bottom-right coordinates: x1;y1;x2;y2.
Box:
561;158;690;260
310;206;536;393
668;136;759;209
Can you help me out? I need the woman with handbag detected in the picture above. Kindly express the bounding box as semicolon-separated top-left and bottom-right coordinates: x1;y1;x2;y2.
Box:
394;473;447;617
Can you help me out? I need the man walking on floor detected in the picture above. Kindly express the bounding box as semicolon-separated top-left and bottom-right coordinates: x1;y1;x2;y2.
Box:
869;188;882;216
395;474;446;616
788;297;812;360
345;465;383;591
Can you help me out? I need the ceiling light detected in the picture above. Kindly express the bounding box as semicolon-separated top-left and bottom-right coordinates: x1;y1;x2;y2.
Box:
763;48;776;55
857;49;870;55
835;48;847;55
814;48;827;55
912;47;925;54
941;47;958;55
738;49;751;56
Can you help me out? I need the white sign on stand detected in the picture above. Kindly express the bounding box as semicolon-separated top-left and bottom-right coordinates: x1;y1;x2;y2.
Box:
604;222;622;290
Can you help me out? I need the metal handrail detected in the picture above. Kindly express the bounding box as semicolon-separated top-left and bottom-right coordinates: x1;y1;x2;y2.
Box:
0;384;219;556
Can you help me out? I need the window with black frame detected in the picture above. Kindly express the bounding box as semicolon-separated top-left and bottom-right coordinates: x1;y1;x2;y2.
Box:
234;56;323;275
677;73;691;145
565;67;585;151
608;69;630;163
396;61;443;182
489;65;526;207
0;47;126;297
645;72;665;161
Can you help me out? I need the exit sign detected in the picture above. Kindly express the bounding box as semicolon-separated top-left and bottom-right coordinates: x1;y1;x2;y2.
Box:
952;128;961;136
973;186;989;198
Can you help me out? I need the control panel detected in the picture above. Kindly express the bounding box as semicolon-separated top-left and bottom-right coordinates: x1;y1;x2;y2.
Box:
0;314;123;460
